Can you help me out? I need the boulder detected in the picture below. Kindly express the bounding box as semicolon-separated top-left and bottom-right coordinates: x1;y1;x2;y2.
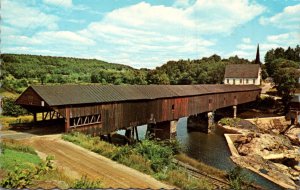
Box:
285;127;300;146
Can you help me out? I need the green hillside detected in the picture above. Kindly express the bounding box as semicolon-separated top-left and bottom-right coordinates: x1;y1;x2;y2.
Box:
0;54;141;93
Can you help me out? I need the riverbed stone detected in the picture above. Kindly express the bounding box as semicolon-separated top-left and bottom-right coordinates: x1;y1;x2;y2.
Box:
285;127;300;146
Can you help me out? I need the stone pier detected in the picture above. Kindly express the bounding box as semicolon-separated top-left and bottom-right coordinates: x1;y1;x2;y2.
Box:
147;120;177;140
187;112;214;133
233;105;237;119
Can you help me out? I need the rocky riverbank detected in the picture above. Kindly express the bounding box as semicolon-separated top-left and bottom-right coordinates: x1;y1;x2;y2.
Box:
219;117;300;189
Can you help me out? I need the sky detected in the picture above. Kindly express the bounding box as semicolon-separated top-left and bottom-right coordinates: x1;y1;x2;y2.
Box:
2;0;300;68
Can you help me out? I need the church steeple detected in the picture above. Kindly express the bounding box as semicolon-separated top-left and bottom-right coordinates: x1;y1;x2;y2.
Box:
255;44;261;65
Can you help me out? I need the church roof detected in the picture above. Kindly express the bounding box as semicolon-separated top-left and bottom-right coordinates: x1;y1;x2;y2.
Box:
224;64;260;78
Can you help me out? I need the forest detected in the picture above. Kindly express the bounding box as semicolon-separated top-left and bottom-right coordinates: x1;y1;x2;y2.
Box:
1;46;299;95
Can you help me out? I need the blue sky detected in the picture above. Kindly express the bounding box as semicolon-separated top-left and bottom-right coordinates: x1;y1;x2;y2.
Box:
2;0;300;68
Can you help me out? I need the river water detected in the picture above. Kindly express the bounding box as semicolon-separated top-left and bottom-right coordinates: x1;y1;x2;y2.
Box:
118;117;283;189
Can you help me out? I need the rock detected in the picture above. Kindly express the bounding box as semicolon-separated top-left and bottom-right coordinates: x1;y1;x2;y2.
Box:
237;133;298;158
294;165;300;172
235;136;247;144
285;127;300;146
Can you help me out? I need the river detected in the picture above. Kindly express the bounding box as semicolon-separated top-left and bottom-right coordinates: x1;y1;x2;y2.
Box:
118;117;284;190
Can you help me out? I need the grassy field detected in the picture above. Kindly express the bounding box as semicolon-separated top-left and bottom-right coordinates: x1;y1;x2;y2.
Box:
0;142;91;189
0;88;19;98
62;132;215;190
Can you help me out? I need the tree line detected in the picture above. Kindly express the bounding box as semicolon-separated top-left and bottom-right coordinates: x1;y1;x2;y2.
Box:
1;53;260;94
1;45;299;115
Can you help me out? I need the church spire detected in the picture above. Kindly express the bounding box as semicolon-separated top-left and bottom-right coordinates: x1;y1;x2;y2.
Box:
255;44;261;65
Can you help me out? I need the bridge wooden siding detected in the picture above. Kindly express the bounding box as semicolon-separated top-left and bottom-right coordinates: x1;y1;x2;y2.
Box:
16;85;261;136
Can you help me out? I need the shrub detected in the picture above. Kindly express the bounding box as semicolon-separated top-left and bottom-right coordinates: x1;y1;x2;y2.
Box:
0;166;35;188
2;97;28;117
134;140;174;172
219;118;241;127
0;156;54;189
71;175;102;189
118;153;153;174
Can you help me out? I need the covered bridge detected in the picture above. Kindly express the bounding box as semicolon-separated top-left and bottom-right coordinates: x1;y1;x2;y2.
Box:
16;84;261;137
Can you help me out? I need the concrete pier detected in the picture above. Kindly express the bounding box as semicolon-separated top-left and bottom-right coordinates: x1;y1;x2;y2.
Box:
187;112;215;133
147;120;177;140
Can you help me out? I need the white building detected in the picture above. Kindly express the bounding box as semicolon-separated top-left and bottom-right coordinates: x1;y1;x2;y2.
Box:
224;64;261;85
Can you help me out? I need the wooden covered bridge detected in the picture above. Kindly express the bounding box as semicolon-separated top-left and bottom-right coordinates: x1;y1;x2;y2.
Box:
16;84;261;138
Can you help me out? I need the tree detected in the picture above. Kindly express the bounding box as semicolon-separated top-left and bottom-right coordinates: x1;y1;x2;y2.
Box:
273;66;300;113
2;97;28;117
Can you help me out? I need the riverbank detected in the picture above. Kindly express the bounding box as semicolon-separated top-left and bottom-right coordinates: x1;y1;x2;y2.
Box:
220;117;300;189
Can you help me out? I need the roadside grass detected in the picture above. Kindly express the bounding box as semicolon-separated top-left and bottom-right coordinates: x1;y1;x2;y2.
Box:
0;115;33;130
175;153;226;179
0;142;81;189
62;132;215;190
0;149;41;171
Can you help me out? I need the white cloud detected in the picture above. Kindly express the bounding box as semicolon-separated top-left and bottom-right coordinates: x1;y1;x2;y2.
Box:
43;0;73;8
265;32;300;49
186;0;265;34
237;44;256;50
76;1;264;67
4;31;95;47
259;4;300;29
2;0;59;30
242;38;251;43
173;0;194;8
2;0;266;68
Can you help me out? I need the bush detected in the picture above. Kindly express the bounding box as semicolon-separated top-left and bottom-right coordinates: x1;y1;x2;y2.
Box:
0;166;35;188
2;97;28;117
134;140;174;172
71;175;102;189
0;156;55;189
219;118;241;127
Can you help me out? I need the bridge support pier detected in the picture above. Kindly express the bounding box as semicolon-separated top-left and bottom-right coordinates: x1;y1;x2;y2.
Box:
147;120;177;140
233;106;237;119
187;112;214;133
207;112;214;133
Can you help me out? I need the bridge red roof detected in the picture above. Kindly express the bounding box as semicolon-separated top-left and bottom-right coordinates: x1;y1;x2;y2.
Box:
17;84;260;106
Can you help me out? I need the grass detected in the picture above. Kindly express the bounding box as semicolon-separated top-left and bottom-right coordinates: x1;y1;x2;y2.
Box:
175;153;226;179
1;142;37;155
0;149;41;171
0;115;33;130
0;142;79;189
0;88;19;98
166;169;213;190
62;132;215;190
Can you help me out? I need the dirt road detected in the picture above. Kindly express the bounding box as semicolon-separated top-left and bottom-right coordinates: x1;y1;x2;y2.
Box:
25;135;172;189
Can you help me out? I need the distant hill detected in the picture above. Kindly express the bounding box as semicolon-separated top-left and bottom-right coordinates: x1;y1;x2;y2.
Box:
1;54;141;93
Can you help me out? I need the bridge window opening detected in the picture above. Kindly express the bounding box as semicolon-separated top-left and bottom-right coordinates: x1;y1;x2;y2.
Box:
253;79;255;84
209;99;212;104
240;79;242;84
246;79;249;84
171;104;175;111
227;79;229;84
233;79;235;84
